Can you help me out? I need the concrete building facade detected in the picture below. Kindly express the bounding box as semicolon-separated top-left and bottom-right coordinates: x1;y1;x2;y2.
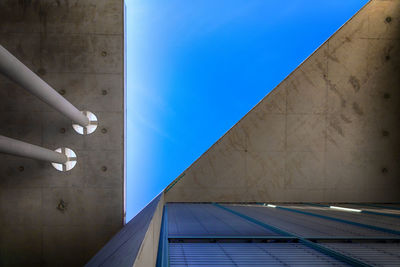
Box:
1;0;400;266
0;1;125;266
89;1;400;266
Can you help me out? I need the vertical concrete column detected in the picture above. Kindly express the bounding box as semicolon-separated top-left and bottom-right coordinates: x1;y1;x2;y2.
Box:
0;135;68;164
0;45;90;127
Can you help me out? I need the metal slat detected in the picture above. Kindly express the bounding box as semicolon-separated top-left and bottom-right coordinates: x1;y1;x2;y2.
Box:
167;203;277;237
169;243;349;266
342;204;400;216
322;243;400;267
162;203;399;267
215;204;370;266
301;204;400;228
272;206;400;236
353;204;400;211
226;204;393;238
168;236;400;242
277;205;400;235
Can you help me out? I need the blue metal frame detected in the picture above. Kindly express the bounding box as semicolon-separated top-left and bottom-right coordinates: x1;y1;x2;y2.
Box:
214;203;291;236
275;205;400;236
168;235;400;241
156;205;169;267
214;203;372;267
168;235;296;239
304;203;400;218
165;173;185;193
363;210;400;218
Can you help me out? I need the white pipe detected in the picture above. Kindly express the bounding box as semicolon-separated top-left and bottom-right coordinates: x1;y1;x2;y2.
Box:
0;45;89;126
0;135;68;164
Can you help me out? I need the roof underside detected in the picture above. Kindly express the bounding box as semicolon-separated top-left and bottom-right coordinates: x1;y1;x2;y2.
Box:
165;0;400;203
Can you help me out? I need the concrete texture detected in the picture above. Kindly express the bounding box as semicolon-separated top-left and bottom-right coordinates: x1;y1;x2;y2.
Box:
133;194;164;267
86;194;162;267
166;0;400;203
0;1;124;266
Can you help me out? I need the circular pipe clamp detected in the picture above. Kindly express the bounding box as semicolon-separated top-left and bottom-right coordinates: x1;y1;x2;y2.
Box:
51;147;77;171
72;111;98;135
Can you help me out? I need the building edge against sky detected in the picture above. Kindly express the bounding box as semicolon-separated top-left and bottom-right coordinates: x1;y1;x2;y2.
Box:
88;0;400;266
164;0;400;204
124;0;370;221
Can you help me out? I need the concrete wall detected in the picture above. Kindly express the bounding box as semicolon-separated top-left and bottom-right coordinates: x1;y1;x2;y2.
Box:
0;1;124;266
86;194;163;267
166;0;400;203
132;194;164;267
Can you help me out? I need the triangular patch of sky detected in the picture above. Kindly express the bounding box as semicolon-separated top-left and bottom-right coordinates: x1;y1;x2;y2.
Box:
126;0;368;221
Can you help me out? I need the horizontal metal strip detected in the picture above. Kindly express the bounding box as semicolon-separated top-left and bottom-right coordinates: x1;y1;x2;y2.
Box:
304;203;400;219
275;205;400;236
354;203;400;211
168;236;400;243
168;235;296;239
168;235;400;242
214;203;371;267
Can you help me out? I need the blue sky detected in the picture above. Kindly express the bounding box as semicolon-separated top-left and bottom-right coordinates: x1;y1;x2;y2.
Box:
125;0;368;221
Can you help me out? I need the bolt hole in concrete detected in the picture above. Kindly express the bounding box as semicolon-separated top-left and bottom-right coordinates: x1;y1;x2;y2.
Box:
60;128;66;134
101;128;107;134
59;89;66;95
72;110;98;135
101;51;107;57
56;199;67;213
386;16;392;23
102;166;107;172
51;147;77;171
102;89;108;95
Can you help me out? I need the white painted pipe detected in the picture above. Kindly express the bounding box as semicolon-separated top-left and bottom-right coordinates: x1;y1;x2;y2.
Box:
0;135;68;164
0;45;89;127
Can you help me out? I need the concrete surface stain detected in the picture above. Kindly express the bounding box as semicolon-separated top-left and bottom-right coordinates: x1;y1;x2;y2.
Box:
325;51;340;63
349;76;360;92
352;102;364;116
329;118;344;137
301;69;316;88
340;114;352;123
326;134;338;147
325;76;346;108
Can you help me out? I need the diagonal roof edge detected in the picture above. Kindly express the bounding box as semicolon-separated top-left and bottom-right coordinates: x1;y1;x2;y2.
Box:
163;0;372;195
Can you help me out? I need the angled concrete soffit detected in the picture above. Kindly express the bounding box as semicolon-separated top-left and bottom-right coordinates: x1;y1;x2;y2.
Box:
165;0;400;203
85;194;164;267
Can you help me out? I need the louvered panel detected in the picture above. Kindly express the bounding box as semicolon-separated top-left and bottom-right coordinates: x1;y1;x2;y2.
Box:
169;243;348;266
167;203;277;236
322;243;400;267
226;204;397;237
342;204;400;215
367;204;400;210
291;205;400;231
